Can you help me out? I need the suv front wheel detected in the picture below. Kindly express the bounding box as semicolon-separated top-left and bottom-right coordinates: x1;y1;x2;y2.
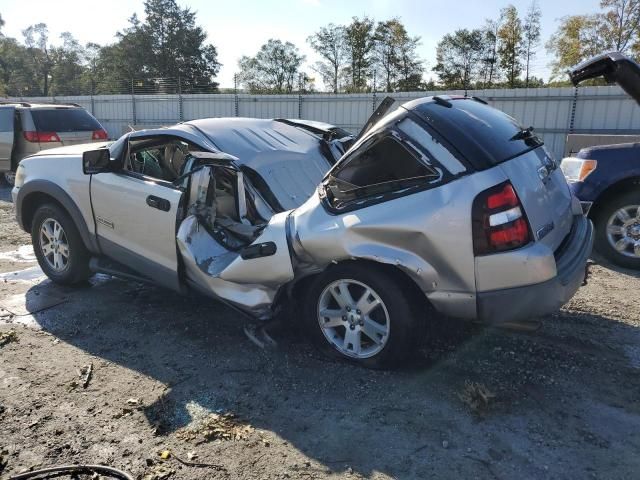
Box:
31;204;91;284
594;191;640;269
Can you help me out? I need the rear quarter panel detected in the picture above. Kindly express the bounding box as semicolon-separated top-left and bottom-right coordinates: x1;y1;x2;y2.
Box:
291;166;510;318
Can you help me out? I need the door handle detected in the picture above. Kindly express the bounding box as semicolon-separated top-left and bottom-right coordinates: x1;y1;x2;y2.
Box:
146;195;171;211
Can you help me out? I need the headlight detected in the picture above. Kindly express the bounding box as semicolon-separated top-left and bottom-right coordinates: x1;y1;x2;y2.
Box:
560;157;597;182
14;164;26;188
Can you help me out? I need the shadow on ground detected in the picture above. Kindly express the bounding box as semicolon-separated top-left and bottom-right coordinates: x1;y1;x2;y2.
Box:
13;269;639;479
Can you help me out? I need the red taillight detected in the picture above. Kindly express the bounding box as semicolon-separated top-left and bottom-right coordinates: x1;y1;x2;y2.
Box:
92;129;108;140
488;218;530;248
23;131;60;143
472;181;531;255
486;183;519;209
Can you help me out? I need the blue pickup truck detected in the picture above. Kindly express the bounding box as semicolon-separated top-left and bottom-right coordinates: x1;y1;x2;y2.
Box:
561;52;640;269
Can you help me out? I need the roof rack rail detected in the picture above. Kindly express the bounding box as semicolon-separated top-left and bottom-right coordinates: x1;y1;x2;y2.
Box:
471;96;489;105
0;100;83;108
432;96;453;108
0;100;30;107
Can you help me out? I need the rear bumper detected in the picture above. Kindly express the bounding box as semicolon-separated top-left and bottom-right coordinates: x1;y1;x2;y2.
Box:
476;214;594;324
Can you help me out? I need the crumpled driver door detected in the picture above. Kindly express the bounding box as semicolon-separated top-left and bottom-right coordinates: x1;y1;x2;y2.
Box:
176;160;294;319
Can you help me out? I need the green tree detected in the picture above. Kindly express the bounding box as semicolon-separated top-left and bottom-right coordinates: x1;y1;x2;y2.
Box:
547;1;640;79
307;24;347;93
49;33;85;95
497;5;524;88
95;0;221;92
479;19;500;88
373;18;424;92
433;29;484;89
522;0;542;87
22;23;53;95
600;0;640;52
547;15;611;79
238;39;305;93
344;16;375;92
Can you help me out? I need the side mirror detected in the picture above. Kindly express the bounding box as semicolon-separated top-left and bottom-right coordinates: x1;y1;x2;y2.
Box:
82;149;112;174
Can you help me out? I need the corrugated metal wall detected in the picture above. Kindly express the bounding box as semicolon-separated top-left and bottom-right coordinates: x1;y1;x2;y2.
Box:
10;85;640;160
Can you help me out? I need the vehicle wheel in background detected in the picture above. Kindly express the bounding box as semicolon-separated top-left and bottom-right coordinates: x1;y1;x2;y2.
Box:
31;203;91;284
3;171;15;186
302;262;423;369
594;191;640;269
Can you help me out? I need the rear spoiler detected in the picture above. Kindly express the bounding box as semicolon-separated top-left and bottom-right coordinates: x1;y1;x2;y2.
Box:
568;52;640;105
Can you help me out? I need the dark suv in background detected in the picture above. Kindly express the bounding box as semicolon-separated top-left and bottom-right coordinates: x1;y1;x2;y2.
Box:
0;102;108;185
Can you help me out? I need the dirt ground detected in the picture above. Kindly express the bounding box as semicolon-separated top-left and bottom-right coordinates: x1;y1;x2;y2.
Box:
0;184;639;480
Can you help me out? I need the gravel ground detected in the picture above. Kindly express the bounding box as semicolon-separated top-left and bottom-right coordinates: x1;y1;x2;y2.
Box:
0;183;639;480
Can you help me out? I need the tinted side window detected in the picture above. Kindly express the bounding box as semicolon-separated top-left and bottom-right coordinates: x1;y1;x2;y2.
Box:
31;109;101;132
334;136;435;188
0;108;14;131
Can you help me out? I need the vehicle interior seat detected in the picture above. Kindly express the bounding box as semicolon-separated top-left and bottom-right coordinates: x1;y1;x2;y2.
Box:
165;142;189;178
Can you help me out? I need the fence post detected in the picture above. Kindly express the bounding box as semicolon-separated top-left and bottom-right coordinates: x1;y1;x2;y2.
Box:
234;74;239;117
90;79;95;115
372;70;377;112
131;78;137;126
298;73;303;119
569;86;579;134
178;76;183;121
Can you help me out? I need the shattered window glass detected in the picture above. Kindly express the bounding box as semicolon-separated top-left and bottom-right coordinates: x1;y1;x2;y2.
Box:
397;118;466;175
325;136;440;208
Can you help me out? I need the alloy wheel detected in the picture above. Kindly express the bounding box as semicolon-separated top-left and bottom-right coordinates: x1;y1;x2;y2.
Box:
317;279;390;359
39;218;70;272
606;204;640;258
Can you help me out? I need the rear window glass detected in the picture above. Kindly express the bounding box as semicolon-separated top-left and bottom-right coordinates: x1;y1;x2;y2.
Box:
413;99;543;167
333;136;436;188
31;108;101;132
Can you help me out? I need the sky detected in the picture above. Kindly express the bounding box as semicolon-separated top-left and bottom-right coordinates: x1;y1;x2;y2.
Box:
0;0;603;88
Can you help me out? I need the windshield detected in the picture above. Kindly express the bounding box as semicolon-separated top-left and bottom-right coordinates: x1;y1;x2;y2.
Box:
31;108;102;132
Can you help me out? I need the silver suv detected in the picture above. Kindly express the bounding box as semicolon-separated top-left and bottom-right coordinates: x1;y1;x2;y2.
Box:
0;101;107;185
12;97;593;368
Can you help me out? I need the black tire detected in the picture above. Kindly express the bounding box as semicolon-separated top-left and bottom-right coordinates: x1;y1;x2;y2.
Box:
302;262;422;369
31;203;91;284
593;190;640;269
2;172;15;187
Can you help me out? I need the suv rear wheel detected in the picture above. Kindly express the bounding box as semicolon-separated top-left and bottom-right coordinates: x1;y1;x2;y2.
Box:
302;263;422;369
594;191;640;269
31;203;91;284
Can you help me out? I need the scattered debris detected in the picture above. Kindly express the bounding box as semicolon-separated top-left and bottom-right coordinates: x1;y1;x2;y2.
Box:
172;452;225;471
177;412;254;443
243;324;277;350
0;330;18;347
156;449;224;472
458;380;496;414
142;464;174;480
0;449;7;475
68;363;94;390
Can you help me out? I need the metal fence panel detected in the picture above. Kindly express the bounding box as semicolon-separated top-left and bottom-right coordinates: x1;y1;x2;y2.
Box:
7;86;640;160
